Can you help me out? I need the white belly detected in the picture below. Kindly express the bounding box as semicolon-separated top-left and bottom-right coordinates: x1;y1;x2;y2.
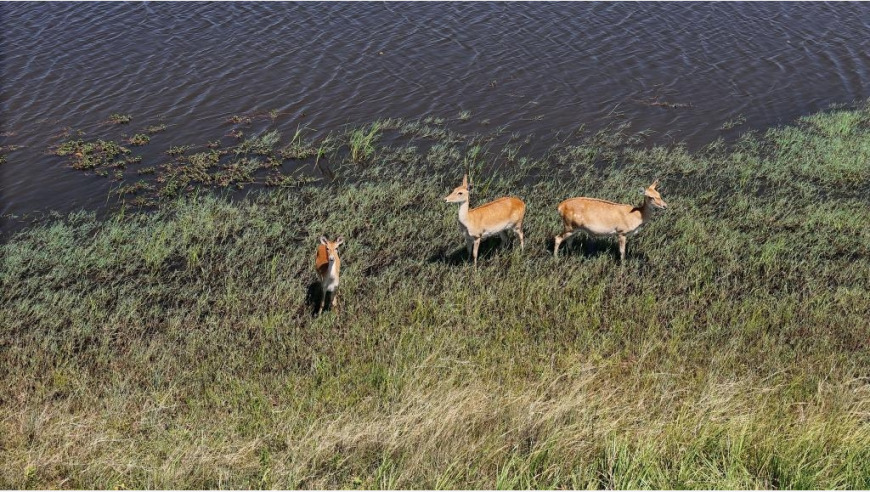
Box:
581;223;641;237
323;276;339;292
461;220;512;239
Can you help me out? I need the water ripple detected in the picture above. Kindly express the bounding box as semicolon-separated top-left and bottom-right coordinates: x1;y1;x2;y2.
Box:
2;2;869;220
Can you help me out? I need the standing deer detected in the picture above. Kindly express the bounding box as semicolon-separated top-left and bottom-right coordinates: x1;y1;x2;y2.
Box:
315;235;344;314
553;180;668;261
444;174;526;266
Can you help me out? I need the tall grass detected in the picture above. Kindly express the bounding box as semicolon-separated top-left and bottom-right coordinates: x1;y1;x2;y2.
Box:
2;103;870;488
348;122;381;163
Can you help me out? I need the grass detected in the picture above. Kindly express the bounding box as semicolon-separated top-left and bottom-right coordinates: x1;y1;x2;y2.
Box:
348;122;381;163
2;103;870;488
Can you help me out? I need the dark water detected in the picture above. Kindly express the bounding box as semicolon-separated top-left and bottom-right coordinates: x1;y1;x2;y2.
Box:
2;2;870;226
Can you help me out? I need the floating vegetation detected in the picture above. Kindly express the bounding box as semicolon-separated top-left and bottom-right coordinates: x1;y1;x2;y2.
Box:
213;158;259;188
236;130;281;156
54;138;133;170
458;110;472;121
144;123;167;134
227;114;253;125
636;97;693;109
166;145;192;156
264;172;320;187
720;114;747;130
187;149;223;168
0;144;23;165
51;102;861;220
114;180;155;197
278;126;317;160
108;113;132;125
127;133;151;146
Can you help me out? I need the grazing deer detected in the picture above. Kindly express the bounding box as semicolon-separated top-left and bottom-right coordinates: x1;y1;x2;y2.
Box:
315;235;344;314
554;180;668;261
444;174;526;266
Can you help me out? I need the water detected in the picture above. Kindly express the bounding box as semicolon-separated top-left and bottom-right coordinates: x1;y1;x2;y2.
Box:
2;2;869;228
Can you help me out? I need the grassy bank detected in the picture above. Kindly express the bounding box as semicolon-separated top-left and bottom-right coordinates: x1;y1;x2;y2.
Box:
2;103;870;488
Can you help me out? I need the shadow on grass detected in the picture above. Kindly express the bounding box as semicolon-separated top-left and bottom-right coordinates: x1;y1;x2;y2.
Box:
305;281;336;317
427;236;523;265
547;235;649;264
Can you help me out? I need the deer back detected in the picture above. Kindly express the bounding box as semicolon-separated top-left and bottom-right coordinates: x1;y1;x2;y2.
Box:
467;196;525;234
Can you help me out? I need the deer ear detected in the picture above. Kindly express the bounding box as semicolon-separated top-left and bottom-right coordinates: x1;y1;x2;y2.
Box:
461;174;468;188
639;187;646;195
335;236;344;247
319;236;328;245
651;179;659;189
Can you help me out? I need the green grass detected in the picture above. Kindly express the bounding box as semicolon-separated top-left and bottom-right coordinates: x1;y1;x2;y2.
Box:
2;103;870;488
348;122;381;163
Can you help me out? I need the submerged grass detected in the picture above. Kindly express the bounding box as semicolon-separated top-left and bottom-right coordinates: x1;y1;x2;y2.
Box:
2;103;870;488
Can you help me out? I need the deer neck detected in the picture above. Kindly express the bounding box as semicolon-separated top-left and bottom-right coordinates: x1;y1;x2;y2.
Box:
640;197;657;223
457;199;472;230
629;197;654;229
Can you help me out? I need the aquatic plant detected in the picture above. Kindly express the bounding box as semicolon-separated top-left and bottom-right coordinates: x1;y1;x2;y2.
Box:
145;123;167;134
127;133;150;146
278;125;316;160
53;138;132;170
166;145;192;157
108;113;132;125
236;130;281;156
348;122;381;163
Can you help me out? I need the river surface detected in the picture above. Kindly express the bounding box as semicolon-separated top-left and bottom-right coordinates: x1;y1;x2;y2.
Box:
2;2;870;229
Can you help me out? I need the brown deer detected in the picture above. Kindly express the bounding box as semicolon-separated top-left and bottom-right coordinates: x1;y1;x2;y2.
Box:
315;235;344;314
554;180;667;261
444;174;526;266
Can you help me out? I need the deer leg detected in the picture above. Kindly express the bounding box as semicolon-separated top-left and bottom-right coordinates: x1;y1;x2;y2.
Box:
318;289;326;315
472;237;481;267
515;224;524;250
554;230;574;257
332;290;339;313
499;231;509;246
618;234;627;262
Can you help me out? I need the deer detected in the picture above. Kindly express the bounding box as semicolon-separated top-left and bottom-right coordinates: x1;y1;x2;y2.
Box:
443;173;526;266
315;235;344;315
553;180;668;261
